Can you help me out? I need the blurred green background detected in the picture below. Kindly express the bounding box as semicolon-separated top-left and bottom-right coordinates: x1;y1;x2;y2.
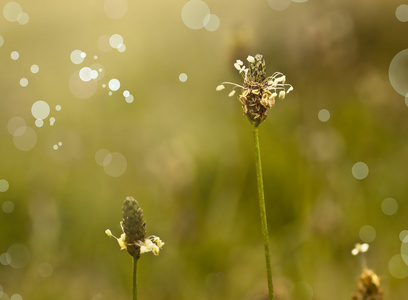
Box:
1;0;408;299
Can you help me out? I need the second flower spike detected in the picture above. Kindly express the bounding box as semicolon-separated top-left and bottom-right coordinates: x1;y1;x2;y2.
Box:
122;196;146;257
217;54;293;127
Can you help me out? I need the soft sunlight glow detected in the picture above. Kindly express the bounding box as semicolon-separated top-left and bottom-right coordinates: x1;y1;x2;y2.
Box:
0;179;9;192
108;78;120;91
352;162;369;180
381;198;398;215
182;0;210;30
318;109;330;122
359;225;376;243
389;49;408;97
396;4;408;22
179;73;188;82
31;100;50;120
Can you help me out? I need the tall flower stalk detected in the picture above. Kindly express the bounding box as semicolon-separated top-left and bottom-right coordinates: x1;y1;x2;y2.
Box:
106;196;165;300
217;54;293;300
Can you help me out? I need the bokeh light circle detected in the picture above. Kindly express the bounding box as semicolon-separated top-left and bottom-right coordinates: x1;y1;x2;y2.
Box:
109;34;124;49
267;0;291;11
401;235;408;266
34;118;44;128
30;64;39;73
70;50;86;64
203;14;220;31
0;252;12;265
3;2;22;22
17;11;29;25
7;244;30;269
388;254;408;279
19;78;28;87
79;67;94;82
108;79;120;91
179;73;188;82
359;225;376;243
104;0;128;19
318;109;330;122
389;49;408;97
381;198;398;215
11;51;19;60
400;230;408;242
10;294;22;300
352;162;369;180
125;95;134;103
13;126;37;151
396;4;408;22
2;201;14;213
117;44;126;53
181;0;210;30
31;100;50;119
103;152;127;177
56;105;61;111
292;281;313;300
7;117;25;136
95;149;111;166
0;179;9;192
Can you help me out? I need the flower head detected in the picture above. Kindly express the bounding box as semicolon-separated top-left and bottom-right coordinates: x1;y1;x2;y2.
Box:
352;269;383;300
351;243;370;256
106;196;164;258
217;54;293;127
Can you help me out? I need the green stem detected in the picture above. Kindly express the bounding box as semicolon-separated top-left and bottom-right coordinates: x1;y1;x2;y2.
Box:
133;256;139;300
253;125;274;300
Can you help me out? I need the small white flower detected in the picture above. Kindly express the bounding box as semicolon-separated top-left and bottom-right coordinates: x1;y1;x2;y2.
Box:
360;243;369;253
234;60;243;71
228;90;236;97
279;91;286;99
118;233;127;250
247;55;255;63
216;84;225;91
106;228;127;250
152;245;160;256
351;243;370;256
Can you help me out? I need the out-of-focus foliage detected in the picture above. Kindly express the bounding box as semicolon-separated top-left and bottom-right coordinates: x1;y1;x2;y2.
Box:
1;0;408;299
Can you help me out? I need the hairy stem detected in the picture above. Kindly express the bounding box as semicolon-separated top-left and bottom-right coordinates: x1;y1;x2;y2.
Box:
253;125;274;300
133;256;139;300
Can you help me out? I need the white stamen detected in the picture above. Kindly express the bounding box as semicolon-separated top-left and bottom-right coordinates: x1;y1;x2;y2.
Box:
216;84;225;91
228;90;236;97
279;91;286;99
247;55;255;63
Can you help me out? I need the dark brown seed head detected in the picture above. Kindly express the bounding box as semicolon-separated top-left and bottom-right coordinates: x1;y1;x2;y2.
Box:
122;196;146;258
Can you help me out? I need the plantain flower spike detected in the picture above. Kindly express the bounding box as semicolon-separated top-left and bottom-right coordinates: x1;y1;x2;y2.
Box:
217;54;293;127
352;269;383;300
122;196;146;257
106;196;164;258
